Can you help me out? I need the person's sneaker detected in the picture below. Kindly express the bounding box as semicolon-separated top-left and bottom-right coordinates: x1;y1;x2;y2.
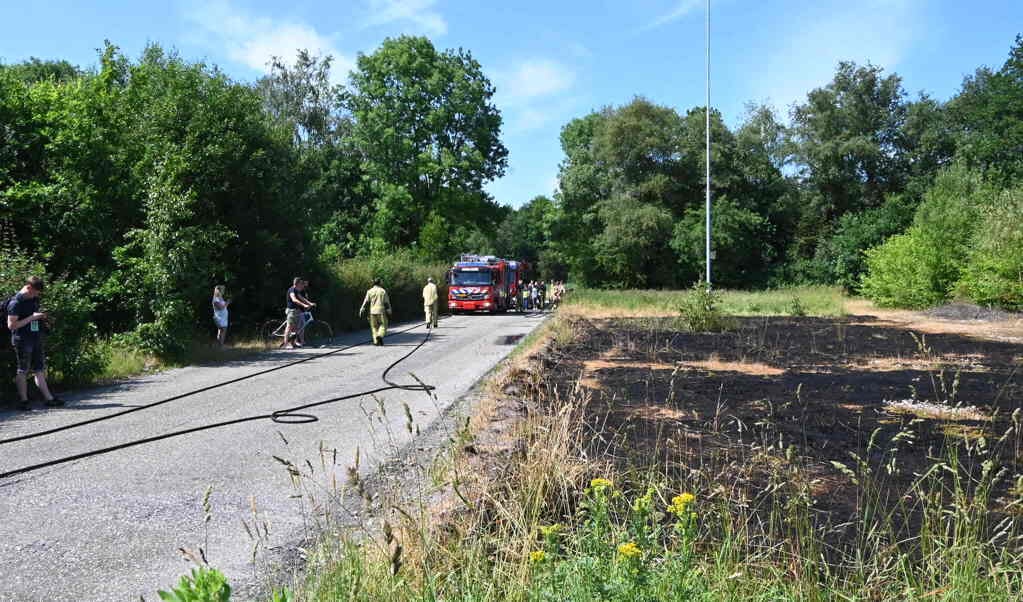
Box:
45;397;65;407
17;400;32;411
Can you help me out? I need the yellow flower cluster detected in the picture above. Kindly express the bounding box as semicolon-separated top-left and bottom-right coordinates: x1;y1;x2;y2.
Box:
668;492;696;516
590;478;613;490
617;541;642;559
530;550;546;563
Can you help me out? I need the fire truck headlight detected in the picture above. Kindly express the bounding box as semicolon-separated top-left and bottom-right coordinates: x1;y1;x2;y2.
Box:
483;302;491;307
449;302;457;308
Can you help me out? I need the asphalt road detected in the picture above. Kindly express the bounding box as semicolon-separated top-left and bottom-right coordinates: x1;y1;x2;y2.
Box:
0;312;547;601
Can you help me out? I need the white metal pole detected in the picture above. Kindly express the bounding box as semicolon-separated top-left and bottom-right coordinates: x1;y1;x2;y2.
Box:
705;0;712;290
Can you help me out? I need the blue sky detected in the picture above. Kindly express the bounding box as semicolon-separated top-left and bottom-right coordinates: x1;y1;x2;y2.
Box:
1;1;1021;207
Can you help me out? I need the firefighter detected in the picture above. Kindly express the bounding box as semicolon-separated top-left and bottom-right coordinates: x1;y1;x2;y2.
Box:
422;276;439;329
359;278;392;345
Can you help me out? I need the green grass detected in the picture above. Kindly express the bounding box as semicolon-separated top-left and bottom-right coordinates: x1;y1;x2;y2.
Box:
93;338;153;382
563;285;849;317
91;336;272;383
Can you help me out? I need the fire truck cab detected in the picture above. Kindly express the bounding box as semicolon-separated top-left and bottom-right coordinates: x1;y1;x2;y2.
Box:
447;254;527;313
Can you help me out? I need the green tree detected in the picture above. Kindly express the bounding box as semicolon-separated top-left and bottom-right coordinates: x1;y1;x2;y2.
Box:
949;35;1023;183
0;57;82;83
671;196;775;288
493;195;556;265
346;36;507;248
592;197;674;288
257;50;371;262
790;62;910;225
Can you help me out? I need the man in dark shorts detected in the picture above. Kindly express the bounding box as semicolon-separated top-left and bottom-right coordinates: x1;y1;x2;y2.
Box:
6;276;62;410
282;277;315;349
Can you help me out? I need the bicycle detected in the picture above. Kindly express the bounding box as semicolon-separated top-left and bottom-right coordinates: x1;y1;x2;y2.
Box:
259;311;334;348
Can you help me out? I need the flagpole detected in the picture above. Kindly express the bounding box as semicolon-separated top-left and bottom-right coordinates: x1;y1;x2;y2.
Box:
705;0;712;290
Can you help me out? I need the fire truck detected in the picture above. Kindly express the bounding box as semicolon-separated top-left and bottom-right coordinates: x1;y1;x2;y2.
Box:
447;254;529;313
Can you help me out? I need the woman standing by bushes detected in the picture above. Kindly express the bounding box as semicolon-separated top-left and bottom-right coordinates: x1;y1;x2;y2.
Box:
212;285;230;346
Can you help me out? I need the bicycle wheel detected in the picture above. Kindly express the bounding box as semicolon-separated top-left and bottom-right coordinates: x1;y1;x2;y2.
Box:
301;320;334;347
260;320;285;348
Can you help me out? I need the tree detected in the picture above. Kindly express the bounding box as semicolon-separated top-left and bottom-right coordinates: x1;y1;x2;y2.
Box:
949;35;1023;183
671;196;775;288
0;57;82;83
257;50;347;147
346;36;508;248
492;195;556;265
257;50;371;262
592;197;674;288
790;62;910;223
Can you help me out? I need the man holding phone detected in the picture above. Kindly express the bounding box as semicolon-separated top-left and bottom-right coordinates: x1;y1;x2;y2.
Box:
6;276;61;409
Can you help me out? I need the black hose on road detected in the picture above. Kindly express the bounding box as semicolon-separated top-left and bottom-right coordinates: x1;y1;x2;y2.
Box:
0;322;438;481
0;319;434;446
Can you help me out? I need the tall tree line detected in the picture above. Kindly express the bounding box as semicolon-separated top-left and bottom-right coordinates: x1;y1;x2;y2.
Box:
498;35;1023;308
1;36;508;366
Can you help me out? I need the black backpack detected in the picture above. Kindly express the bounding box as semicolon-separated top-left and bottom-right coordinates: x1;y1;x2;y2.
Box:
1;294;15;334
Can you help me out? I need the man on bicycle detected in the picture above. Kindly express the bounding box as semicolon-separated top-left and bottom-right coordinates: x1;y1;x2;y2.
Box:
283;277;315;349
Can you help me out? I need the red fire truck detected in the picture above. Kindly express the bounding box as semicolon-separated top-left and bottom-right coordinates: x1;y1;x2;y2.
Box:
447;254;529;313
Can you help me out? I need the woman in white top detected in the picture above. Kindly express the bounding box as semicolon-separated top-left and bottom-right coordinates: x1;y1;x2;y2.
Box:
212;285;230;346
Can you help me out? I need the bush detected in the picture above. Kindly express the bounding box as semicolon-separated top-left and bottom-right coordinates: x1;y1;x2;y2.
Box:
327;249;450;331
811;194;917;291
0;232;104;385
956;187;1023;310
861;167;992;308
860;232;949;309
678;282;732;332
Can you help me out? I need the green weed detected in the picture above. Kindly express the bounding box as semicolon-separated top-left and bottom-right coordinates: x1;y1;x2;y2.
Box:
156;566;231;602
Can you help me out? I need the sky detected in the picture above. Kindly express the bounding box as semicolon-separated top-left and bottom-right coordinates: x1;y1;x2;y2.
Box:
1;1;1021;207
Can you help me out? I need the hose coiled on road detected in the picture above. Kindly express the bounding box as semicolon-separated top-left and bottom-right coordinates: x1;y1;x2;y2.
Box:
0;322;435;481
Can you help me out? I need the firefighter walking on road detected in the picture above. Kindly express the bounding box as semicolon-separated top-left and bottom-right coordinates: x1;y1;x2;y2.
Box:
422;277;439;329
359;278;392;345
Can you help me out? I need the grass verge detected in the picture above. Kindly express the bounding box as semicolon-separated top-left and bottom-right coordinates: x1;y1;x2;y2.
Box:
563;285;848;318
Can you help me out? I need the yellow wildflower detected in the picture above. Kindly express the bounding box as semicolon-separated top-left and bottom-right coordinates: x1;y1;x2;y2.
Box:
530;550;546;563
617;541;642;559
668;492;696;516
590;478;613;490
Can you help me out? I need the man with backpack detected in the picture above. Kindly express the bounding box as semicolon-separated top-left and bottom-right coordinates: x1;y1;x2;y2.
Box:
6;276;62;410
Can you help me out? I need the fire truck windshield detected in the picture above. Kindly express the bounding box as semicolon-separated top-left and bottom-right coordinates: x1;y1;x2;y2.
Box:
451;270;493;286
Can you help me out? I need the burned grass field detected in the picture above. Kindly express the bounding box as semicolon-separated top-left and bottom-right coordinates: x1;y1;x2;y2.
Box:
533;311;1023;588
296;302;1023;601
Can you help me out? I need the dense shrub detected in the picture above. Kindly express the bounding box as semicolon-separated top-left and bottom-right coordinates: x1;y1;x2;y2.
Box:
327;250;450;331
861;167;991;308
860;233;948;308
0;234;104;385
956;187;1023;309
811;194;917;291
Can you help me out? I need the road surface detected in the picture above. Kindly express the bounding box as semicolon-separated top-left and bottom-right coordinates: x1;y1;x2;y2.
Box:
0;312;546;601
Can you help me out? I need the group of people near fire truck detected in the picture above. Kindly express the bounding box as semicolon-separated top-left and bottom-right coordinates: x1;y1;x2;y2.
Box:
517;280;566;312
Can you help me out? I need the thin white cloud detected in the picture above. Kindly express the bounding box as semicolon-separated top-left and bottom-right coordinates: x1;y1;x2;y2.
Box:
642;0;702;31
498;59;576;105
185;0;355;84
751;0;925;114
494;59;578;135
363;0;447;37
